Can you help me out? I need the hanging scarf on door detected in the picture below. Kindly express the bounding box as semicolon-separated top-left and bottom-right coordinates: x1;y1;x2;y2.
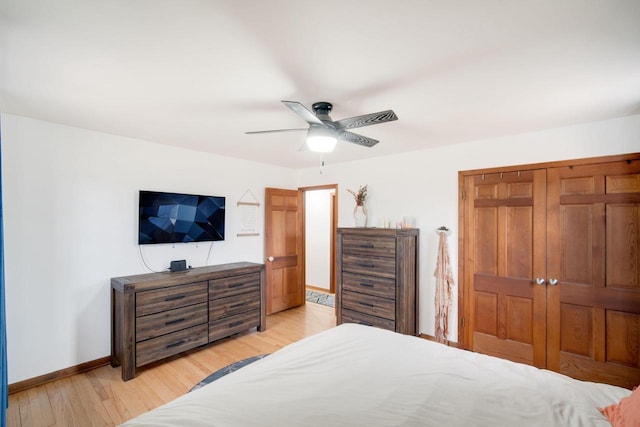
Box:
434;231;454;344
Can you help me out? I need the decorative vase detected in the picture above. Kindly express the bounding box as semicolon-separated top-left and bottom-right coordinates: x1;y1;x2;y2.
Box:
353;204;368;227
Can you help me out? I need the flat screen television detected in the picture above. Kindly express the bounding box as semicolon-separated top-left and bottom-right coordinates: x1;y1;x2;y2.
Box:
138;190;225;244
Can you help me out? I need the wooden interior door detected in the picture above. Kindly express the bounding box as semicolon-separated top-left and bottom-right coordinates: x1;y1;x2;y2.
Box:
546;160;640;389
462;169;547;367
264;187;304;314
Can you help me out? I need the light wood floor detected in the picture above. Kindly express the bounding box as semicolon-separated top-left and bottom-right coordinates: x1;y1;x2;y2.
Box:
7;302;336;427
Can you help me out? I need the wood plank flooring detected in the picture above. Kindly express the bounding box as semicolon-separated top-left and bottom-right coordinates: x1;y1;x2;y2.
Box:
7;302;336;427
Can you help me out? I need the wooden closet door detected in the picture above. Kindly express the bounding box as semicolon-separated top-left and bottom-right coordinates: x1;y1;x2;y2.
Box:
463;169;547;368
546;160;640;389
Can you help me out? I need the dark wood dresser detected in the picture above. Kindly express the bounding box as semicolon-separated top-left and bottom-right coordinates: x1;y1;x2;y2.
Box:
111;262;265;380
336;228;419;335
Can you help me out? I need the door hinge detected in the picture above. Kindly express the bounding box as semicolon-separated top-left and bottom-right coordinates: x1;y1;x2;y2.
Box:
461;317;465;328
461;191;466;201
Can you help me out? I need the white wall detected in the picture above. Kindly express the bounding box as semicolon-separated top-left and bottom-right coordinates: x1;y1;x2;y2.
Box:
297;114;640;340
305;189;333;290
1;113;297;383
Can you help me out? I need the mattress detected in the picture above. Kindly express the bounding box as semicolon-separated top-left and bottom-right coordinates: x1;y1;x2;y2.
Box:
121;323;630;426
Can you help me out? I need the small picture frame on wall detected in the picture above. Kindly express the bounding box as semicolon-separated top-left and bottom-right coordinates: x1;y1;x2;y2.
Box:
237;189;260;237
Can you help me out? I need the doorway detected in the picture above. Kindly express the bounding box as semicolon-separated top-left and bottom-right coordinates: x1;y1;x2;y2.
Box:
301;185;338;302
264;184;338;314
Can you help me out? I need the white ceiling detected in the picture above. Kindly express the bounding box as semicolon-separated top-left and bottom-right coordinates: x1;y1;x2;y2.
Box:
1;1;639;169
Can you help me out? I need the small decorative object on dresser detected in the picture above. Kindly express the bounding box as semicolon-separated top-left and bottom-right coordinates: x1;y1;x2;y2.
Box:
353;205;367;227
111;262;265;381
336;227;419;335
347;184;368;227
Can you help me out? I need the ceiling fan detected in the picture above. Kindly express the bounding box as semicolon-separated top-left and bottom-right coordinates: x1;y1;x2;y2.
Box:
245;101;398;152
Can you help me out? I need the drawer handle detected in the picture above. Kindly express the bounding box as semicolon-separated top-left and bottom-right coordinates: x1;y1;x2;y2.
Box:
165;295;186;302
359;282;374;287
229;320;244;327
165;318;185;326
165;340;185;349
229;283;244;288
358;302;374;307
358;264;375;268
359;243;374;248
229;302;245;308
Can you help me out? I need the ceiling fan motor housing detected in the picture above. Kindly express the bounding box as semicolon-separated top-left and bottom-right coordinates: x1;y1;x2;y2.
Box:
312;102;333;121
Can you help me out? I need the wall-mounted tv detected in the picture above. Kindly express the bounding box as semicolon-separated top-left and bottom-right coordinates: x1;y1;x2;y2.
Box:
138;190;225;245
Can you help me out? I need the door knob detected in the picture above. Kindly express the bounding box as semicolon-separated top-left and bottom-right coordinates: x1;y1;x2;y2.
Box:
267;256;274;262
548;278;559;286
535;277;546;286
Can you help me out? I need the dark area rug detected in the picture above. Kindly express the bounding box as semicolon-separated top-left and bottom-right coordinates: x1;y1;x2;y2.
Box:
306;290;335;308
190;354;269;392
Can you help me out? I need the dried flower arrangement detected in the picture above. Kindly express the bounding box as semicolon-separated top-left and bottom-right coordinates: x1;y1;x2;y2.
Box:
347;185;368;206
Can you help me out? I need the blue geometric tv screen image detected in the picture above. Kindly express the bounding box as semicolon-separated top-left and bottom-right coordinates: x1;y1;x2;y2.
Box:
138;190;225;244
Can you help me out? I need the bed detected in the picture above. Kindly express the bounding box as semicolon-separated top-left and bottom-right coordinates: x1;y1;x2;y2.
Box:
121;323;634;426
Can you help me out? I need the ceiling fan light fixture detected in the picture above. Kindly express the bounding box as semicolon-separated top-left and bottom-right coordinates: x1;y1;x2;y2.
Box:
306;128;337;152
307;135;337;152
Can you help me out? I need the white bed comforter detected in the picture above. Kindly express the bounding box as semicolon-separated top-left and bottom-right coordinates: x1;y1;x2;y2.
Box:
121;323;629;426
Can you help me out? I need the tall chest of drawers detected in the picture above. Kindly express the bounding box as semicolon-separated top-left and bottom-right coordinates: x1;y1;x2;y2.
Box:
111;262;265;381
336;228;419;335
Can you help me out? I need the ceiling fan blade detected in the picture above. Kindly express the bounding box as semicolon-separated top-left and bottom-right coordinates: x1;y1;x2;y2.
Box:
281;100;324;125
245;128;307;135
334;110;398;130
339;131;379;148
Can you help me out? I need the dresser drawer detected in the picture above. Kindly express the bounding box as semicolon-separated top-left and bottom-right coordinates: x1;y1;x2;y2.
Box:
136;282;208;317
342;254;396;279
209;273;260;299
209;310;261;342
342;235;395;258
342;272;395;299
342;289;395;321
136;302;208;342
341;308;395;332
209;290;261;320
136;323;208;367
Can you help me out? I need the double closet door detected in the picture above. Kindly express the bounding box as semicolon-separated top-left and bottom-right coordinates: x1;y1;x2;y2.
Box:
460;154;640;389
